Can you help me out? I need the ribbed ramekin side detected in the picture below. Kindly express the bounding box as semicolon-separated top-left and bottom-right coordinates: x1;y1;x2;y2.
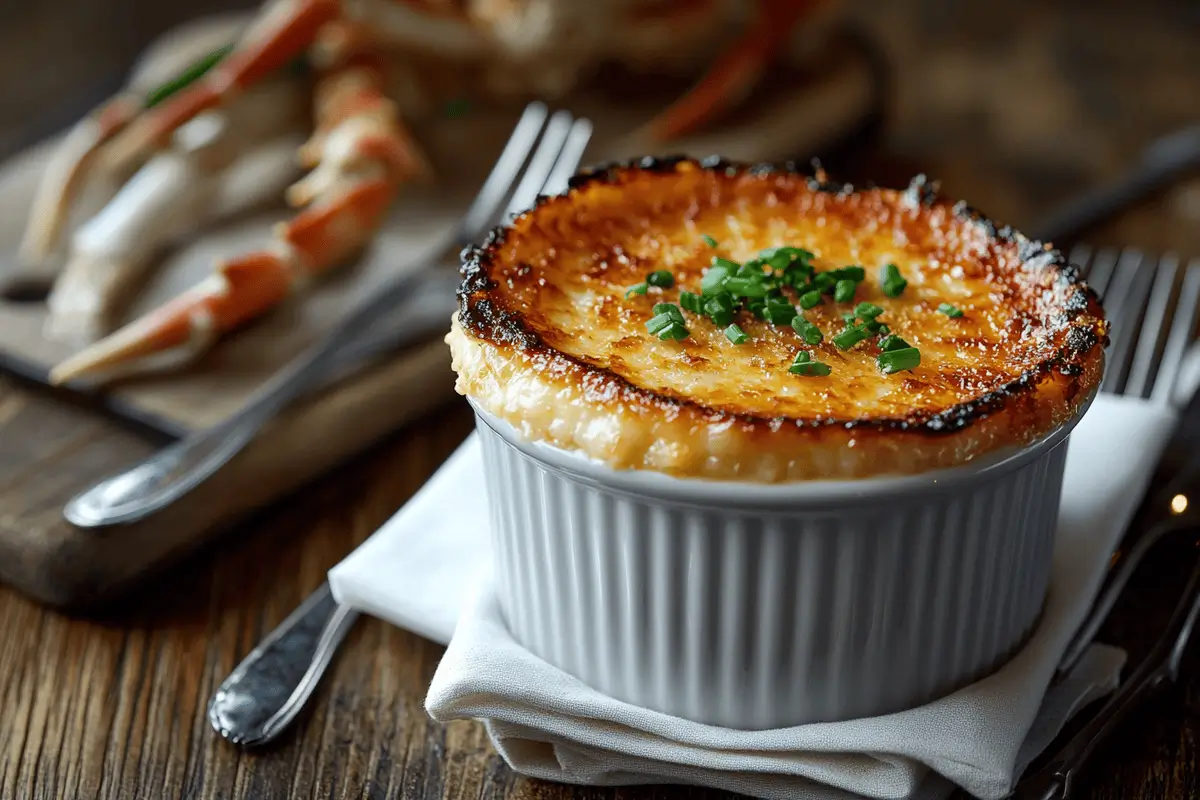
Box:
478;418;1069;729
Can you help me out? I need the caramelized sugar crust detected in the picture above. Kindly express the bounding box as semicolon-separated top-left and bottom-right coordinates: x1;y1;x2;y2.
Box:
448;157;1107;481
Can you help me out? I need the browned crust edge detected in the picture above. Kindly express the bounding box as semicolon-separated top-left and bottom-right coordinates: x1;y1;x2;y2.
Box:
456;155;1108;438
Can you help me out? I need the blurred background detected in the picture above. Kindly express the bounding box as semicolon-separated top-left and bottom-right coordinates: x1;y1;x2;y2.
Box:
1;0;1198;256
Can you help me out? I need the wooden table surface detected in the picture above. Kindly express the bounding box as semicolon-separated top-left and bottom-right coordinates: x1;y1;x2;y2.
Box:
3;0;1200;798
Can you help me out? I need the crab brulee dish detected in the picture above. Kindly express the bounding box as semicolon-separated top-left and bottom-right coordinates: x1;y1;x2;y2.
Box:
447;158;1107;730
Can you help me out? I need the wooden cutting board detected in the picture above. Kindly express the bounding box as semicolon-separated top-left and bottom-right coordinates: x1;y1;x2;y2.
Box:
0;21;884;608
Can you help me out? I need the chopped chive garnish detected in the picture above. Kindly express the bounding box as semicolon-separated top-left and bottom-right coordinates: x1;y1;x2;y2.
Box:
880;263;907;297
938;302;964;318
725;323;750;344
832;325;869;350
701;264;732;296
704;293;735;326
834;279;857;303
830;265;866;283
679;291;702;314
814;272;836;292
791;315;823;345
799;290;822;309
702;234;719;248
878;334;910;352
878;347;920;373
714;256;741;271
647;270;674;288
659;322;690;341
841;311;858;325
646;312;675;335
653;303;685;325
854;302;884;319
789;351;832;376
625;283;648;298
765;305;796;325
864;320;889;335
724;277;770;298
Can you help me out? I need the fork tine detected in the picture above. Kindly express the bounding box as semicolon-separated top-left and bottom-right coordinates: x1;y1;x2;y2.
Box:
1152;258;1200;404
1086;247;1121;298
543;118;593;198
459;101;548;241
1099;250;1154;394
504;110;575;222
1124;254;1181;398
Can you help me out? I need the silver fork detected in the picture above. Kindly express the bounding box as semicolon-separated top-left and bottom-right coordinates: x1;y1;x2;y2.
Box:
206;108;594;748
1054;246;1200;675
1006;248;1200;799
61;102;590;529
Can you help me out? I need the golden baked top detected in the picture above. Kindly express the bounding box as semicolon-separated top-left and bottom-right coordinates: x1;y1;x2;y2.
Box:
447;157;1107;481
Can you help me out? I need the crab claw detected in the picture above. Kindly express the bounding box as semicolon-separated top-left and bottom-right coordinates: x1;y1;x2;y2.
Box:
48;253;294;385
100;0;341;175
18;94;142;266
48;174;398;386
642;0;829;142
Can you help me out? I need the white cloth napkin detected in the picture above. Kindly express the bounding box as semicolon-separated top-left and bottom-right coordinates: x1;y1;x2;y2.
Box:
329;394;1176;800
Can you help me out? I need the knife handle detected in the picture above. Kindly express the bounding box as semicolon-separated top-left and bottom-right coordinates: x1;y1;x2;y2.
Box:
208;583;359;746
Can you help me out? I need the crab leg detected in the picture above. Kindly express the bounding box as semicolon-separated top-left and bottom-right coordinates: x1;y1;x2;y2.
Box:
642;0;830;142
49;56;422;386
17;95;142;267
99;0;342;176
19;18;251;269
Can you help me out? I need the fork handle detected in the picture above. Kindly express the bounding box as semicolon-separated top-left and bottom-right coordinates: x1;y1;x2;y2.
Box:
62;255;458;528
208;583;359;746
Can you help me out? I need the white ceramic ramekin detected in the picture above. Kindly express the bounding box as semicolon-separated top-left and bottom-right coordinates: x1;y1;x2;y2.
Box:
470;395;1092;730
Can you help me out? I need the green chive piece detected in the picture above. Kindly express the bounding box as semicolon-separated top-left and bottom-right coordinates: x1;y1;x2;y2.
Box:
800;290;822;309
647;270;675;288
659;322;690;341
625;283;648;298
834;279;857;303
145;44;234;108
704;293;735;326
938;302;964;318
841;311;859;325
702;234;719;248
646;312;675;335
791;315;824;345
679;291;703;314
864;320;889;335
725;324;750;344
831;265;866;283
880;263;907;297
814;273;836;292
854;302;884;319
878;347;921;373
765;305;797;325
790;362;833;376
653;303;685;325
724;277;770;298
701;264;731;296
832;324;869;350
789;351;832;376
714;256;741;271
879;334;911;352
